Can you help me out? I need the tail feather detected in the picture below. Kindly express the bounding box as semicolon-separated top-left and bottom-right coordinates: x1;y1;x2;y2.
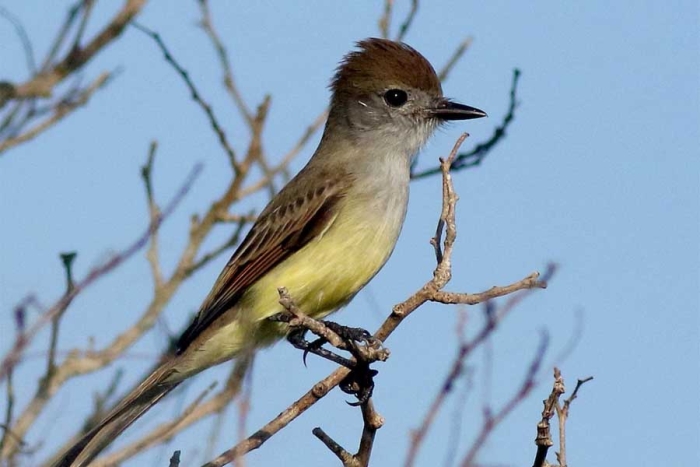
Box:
52;364;180;467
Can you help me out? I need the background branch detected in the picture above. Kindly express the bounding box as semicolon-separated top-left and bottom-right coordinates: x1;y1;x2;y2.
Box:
0;5;546;466
204;134;546;466
0;0;147;157
412;68;521;179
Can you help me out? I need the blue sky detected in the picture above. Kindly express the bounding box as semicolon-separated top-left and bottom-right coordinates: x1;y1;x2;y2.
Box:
1;1;698;466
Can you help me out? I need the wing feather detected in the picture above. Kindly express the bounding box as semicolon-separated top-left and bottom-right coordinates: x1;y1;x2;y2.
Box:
176;168;351;353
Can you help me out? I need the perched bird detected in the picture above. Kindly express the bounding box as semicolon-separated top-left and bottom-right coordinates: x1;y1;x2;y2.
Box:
55;37;486;466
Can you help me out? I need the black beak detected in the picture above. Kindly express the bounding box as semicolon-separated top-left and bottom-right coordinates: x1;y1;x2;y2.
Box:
430;99;487;121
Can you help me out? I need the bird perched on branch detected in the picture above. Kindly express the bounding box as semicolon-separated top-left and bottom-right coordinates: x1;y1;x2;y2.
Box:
55;37;486;466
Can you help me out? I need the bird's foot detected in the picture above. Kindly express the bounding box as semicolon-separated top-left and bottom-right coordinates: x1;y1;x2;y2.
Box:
286;327;356;368
269;289;388;405
269;312;390;368
340;361;378;406
320;320;389;364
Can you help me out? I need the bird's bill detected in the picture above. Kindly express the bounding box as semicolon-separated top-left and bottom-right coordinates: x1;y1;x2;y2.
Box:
430;99;487;121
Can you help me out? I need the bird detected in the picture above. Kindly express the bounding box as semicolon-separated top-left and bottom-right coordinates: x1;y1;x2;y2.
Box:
54;37;486;466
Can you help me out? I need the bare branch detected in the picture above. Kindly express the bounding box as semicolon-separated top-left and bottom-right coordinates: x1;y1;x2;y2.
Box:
406;271;550;467
531;369;593;467
278;288;347;350
395;0;419;42
169;450;181;467
197;0;253;126
69;0;96;56
32;93;272;452
39;1;83;73
81;359;249;467
0;71;114;154
185;217;250;277
132;22;239;171
0;369;18;455
555;374;593;467
237;109;329;200
314;400;386;467
378;0;393;39
205;134;547;466
46;252;77;380
355;400;383;466
438;37;473;82
412;68;521;179
459;332;549;467
313;428;355;466
532;368;565;467
0;164;202;460
142;141;165;287
12;0;146;99
0;6;37;74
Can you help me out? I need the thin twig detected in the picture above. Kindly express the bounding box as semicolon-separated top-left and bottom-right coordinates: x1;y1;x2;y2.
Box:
0;162;202;381
355;400;383;466
378;0;393;39
237;109;328;200
405;273;548;467
89;382;219;467
412;68;521;179
197;0;283;198
312;427;355;466
277;288;390;365
0;164;202;460
142;141;164;287
438;37;472;82
39;0;83;72
460;332;549;467
395;0;419;41
132;22;239;171
13;0;146;98
185;218;249;277
169;450;181;467
278;288;346;350
0;6;37;74
313;399;384;467
0;369;17;455
197;0;252;125
555;375;593;467
204;133;547;467
0;71;114;154
46;252;77;378
69;0;95;55
532;368;565;467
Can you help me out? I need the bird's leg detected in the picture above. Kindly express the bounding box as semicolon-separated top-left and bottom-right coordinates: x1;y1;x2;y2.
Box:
274;316;388;404
318;321;389;404
271;288;390;403
285;326;356;368
270;312;390;366
321;321;388;363
286;325;380;404
268;312;358;368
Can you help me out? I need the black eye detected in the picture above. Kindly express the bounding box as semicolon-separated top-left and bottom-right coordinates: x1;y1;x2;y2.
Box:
383;89;408;107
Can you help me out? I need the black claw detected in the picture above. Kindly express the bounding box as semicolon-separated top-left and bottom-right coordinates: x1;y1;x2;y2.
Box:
340;364;377;405
287;328;356;368
302;337;327;367
286;319;387;373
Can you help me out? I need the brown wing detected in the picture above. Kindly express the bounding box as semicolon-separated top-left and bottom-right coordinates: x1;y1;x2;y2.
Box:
176;167;352;353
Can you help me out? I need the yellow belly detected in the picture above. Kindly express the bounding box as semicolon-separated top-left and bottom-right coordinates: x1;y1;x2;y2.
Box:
183;198;405;372
245;200;400;339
